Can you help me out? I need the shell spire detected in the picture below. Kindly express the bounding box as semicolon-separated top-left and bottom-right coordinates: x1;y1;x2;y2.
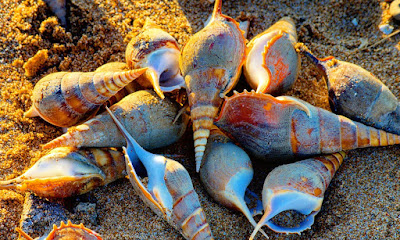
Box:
249;152;345;239
24;68;147;127
180;0;246;172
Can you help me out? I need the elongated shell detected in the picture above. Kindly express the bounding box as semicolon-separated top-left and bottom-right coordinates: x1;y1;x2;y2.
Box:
16;220;102;240
125;18;185;99
297;43;400;135
0;147;127;198
179;0;247;171
24;68;147;127
43;90;188;150
244;17;300;95
249;152;345;239
106;107;214;240
215;90;400;164
199;126;269;239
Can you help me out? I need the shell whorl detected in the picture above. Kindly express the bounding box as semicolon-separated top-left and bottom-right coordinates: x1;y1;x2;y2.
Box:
25;68;146;127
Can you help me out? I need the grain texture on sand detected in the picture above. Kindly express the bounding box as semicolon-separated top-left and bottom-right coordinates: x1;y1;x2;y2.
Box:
1;0;400;239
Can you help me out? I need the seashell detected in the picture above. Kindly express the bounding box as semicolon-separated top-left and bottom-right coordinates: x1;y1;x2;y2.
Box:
214;91;400;164
0;147;131;198
249;152;345;239
244;17;300;95
24;67;147;127
16;220;102;240
43;0;68;27
297;43;400;135
125;18;186;99
390;0;400;21
179;0;247;171
199;126;269;239
106;107;214;240
43;90;188;150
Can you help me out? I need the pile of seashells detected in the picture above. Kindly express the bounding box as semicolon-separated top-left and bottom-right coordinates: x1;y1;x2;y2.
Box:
3;0;400;239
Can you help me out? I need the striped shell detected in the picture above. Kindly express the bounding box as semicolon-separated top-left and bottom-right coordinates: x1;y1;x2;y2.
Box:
179;0;247;171
0;147;127;198
297;43;400;135
24;67;147;127
214;90;400;164
106;107;214;240
250;152;345;239
244;17;300;95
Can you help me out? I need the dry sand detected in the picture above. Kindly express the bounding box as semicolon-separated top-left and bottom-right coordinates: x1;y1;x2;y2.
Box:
1;0;400;239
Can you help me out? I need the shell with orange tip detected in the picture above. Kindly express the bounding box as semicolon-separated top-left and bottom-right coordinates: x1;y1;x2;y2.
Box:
214;90;400;164
16;220;102;240
244;17;300;95
42;90;188;150
179;0;247;172
249;152;345;239
106;107;214;240
24;67;147;127
199;126;269;239
297;43;400;135
125;18;186;99
0;147;135;198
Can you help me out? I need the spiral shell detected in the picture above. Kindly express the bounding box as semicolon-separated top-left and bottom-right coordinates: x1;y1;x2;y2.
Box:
249;152;345;239
106;107;214;240
16;220;102;240
244;17;300;95
179;0;247;171
125;18;185;99
297;43;400;135
24;67;147;127
215;90;400;164
43;90;188;150
0;147;127;198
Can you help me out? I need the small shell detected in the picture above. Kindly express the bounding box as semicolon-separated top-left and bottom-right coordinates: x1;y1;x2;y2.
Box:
125;18;186;99
24;68;147;127
214;90;400;164
199;126;269;239
43;90;188;150
249;152;345;239
244;17;300;95
106;107;214;240
16;220;102;240
0;147;129;198
180;0;247;171
297;44;400;135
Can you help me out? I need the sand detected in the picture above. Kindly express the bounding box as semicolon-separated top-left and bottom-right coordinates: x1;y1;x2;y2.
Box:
0;0;400;239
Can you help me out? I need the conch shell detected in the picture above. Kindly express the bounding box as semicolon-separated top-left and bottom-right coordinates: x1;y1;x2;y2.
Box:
215;90;400;164
249;152;345;239
244;17;300;95
16;220;102;240
106;107;214;240
43;90;188;150
24;67;147;127
297;43;400;135
0;147;129;198
179;0;247;171
125;18;185;99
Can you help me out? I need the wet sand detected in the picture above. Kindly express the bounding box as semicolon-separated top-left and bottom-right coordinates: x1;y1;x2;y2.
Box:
1;0;400;239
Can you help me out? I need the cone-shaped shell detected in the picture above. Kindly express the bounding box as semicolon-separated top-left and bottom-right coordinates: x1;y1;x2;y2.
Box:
125;18;185;99
199;126;269;239
24;68;147;127
244;17;300;95
215;91;400;164
297;43;400;135
0;147;126;198
16;220;103;240
42;90;188;150
179;0;247;171
105;107;214;240
249;152;345;239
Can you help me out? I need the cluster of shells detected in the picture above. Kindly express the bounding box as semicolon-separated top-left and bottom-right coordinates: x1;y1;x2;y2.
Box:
2;0;400;239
